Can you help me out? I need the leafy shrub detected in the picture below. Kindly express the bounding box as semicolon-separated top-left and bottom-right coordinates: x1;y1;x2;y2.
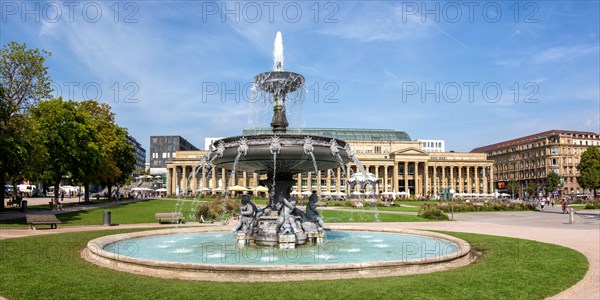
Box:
418;204;449;220
427;201;535;213
585;201;600;209
195;197;240;221
342;200;356;208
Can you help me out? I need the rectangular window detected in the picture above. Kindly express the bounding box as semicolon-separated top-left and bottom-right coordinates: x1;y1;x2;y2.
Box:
551;148;558;154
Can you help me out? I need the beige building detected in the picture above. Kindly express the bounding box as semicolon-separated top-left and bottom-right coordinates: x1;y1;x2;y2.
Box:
471;130;600;196
166;128;493;198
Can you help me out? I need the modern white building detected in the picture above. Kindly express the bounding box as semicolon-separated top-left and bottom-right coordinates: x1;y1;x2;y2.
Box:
418;140;445;152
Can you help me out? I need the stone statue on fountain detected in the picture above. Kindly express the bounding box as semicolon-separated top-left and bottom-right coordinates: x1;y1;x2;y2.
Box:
304;191;324;233
276;190;302;235
233;194;257;234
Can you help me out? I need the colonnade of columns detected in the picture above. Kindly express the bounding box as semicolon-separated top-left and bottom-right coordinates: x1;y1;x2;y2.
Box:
166;161;494;197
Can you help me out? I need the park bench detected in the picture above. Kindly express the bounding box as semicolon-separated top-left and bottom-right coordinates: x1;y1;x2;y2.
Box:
7;197;21;207
155;213;184;224
315;201;327;207
25;214;62;230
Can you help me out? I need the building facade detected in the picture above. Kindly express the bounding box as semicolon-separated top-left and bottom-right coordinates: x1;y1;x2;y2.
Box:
127;135;146;176
417;139;446;152
471;130;600;197
149;136;199;175
166;128;493;197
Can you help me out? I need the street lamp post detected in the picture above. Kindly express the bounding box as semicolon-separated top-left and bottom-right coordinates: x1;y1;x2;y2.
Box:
449;188;455;220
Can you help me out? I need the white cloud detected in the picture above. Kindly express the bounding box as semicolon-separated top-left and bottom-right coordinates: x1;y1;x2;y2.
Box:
318;5;433;42
532;45;599;64
495;59;521;67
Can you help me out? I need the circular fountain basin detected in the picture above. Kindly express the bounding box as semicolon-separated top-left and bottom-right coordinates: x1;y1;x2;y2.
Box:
254;71;304;93
210;134;351;173
84;226;473;282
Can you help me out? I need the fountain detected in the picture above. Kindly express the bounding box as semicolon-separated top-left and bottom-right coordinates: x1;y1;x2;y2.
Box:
83;32;474;281
204;31;355;248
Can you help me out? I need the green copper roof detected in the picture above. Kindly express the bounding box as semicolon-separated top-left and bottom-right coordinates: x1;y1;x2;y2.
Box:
242;128;411;141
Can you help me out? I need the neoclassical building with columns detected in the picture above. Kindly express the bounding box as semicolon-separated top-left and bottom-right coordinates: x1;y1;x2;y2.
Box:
166;128;494;198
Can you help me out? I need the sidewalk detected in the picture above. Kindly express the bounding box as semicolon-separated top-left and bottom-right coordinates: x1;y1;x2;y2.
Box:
0;197;152;221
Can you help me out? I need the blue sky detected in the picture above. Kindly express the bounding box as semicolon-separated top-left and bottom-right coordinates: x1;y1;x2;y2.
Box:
2;0;599;155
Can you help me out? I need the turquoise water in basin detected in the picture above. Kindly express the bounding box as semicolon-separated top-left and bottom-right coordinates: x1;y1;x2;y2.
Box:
103;231;459;265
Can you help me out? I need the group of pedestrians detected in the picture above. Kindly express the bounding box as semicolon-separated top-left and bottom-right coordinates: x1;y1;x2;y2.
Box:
538;197;555;211
538;196;570;214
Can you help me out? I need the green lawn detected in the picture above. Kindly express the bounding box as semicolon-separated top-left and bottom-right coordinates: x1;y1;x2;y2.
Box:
372;206;421;212
320;209;429;222
0;230;587;299
0;199;204;228
0;199;428;228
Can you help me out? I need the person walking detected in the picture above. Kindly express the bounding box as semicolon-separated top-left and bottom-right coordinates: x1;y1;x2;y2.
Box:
561;198;569;214
540;198;546;211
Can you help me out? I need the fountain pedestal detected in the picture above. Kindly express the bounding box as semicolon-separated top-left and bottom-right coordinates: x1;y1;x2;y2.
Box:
254;216;279;247
278;234;296;249
236;233;253;246
307;232;325;244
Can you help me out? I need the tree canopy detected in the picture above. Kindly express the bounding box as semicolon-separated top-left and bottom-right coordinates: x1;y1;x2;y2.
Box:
506;180;518;196
0;42;52;123
29;98;100;199
577;146;600;197
0;42;52;209
0;42;137;209
526;181;537;198
77;100;135;200
545;171;561;194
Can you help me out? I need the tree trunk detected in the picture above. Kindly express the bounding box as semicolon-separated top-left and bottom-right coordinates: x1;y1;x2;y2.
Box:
0;171;5;210
54;182;60;204
84;182;90;202
107;184;112;201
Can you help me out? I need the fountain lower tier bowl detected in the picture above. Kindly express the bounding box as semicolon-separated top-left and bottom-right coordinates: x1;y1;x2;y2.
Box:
254;71;304;94
209;134;351;173
84;226;474;282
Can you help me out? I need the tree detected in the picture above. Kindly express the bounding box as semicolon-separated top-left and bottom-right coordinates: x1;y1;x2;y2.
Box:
526;181;537;199
577;146;600;199
77;100;134;201
545;171;561;195
29;98;100;202
102;126;135;200
0;42;52;209
507;180;518;198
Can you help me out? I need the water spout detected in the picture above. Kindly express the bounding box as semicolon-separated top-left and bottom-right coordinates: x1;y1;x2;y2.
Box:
330;139;346;176
303;136;318;175
230;137;249;187
273;31;284;71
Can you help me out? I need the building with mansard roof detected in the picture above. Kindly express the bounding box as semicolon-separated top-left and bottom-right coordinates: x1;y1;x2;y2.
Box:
471;130;600;197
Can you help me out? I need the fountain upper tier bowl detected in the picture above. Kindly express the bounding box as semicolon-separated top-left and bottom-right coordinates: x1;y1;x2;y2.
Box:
209;134;351;173
254;71;304;94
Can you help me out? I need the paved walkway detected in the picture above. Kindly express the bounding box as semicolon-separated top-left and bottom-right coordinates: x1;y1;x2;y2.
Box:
0;197;154;221
0;204;598;299
407;206;599;300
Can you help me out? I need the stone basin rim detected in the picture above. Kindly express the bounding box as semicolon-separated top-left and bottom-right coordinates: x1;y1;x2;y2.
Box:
85;226;471;273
